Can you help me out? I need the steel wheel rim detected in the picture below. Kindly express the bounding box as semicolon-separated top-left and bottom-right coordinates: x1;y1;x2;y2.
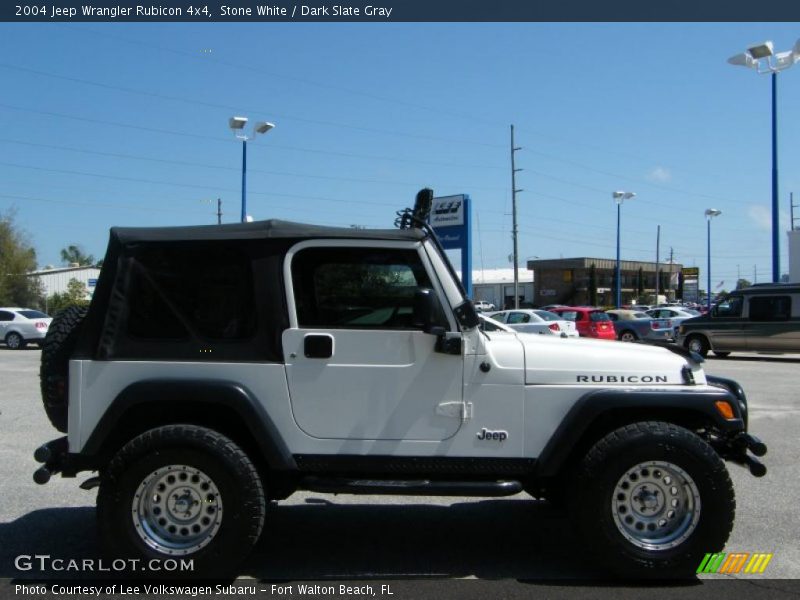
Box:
611;460;701;551
687;338;703;354
132;465;223;555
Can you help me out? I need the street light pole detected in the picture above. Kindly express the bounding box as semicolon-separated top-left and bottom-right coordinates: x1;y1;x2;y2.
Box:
229;116;275;223
241;138;247;223
728;39;800;282
612;191;636;308
705;209;722;310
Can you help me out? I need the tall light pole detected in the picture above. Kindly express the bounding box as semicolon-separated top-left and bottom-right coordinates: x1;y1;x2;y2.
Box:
705;209;722;310
612;191;636;308
728;39;800;282
229;116;275;223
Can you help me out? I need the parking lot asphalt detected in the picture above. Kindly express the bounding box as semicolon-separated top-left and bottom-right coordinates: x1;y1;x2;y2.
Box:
1;348;798;590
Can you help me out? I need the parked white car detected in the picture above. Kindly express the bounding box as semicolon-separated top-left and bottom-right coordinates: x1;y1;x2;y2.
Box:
473;300;496;312
487;309;579;337
0;307;52;349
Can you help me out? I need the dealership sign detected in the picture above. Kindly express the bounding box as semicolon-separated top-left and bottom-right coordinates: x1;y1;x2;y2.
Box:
430;194;472;297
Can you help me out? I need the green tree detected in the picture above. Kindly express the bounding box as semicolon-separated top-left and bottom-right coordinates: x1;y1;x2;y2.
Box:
735;278;752;290
60;245;95;266
46;278;90;314
0;210;43;307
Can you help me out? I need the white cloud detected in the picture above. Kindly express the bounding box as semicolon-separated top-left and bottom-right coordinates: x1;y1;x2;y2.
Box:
747;205;791;232
748;205;772;231
647;166;672;183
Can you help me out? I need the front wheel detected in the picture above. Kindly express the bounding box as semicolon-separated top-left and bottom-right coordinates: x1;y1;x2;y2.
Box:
619;330;637;342
684;335;709;358
97;425;266;577
568;421;735;578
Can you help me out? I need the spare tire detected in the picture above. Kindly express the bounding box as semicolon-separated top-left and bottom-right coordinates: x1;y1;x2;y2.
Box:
40;305;89;433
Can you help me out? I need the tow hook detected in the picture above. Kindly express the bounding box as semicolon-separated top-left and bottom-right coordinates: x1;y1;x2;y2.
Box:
724;432;768;478
32;437;67;485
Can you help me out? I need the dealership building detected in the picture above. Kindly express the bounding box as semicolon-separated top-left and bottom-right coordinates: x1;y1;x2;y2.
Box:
527;257;684;307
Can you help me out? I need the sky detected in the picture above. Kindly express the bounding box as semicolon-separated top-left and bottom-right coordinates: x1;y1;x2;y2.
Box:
1;22;799;291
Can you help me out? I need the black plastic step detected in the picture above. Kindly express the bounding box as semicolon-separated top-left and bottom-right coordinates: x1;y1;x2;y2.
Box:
300;476;523;497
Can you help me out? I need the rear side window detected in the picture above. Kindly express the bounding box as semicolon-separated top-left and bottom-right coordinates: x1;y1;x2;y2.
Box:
291;246;443;330
19;310;49;319
126;246;256;341
749;296;791;321
589;311;610;321
507;312;531;324
534;310;559;321
0;311;14;321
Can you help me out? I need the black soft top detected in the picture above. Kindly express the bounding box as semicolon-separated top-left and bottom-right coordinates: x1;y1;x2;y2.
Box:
75;219;426;363
111;219;426;245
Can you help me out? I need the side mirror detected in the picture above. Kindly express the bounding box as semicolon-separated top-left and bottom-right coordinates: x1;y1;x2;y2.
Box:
413;288;445;335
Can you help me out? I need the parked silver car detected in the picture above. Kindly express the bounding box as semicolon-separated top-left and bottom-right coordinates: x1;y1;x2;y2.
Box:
606;309;673;342
487;309;579;337
0;308;53;349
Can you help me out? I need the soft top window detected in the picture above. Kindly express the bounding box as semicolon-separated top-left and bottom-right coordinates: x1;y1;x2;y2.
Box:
292;246;444;330
126;245;256;342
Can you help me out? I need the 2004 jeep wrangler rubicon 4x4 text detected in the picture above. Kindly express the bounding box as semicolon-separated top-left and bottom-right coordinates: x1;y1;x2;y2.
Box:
34;190;767;577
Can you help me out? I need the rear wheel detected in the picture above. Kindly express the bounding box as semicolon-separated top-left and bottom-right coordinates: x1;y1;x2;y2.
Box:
568;421;735;578
97;425;265;577
684;335;709;358
5;331;26;350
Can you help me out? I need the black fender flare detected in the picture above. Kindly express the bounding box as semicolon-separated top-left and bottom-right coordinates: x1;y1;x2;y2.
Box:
536;387;744;477
81;379;296;471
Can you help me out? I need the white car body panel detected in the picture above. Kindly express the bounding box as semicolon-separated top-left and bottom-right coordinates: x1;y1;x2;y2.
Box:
282;328;464;441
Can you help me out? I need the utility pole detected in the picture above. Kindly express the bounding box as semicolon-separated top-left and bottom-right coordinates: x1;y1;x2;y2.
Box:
791;192;798;230
217;198;223;225
754;265;757;284
510;125;523;309
669;247;674;301
655;225;661;303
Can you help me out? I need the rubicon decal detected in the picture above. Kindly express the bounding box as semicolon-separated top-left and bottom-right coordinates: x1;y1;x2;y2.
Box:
697;552;773;574
576;375;668;383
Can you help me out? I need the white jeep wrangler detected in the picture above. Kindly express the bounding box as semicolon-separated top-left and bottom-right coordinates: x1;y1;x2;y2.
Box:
35;190;766;577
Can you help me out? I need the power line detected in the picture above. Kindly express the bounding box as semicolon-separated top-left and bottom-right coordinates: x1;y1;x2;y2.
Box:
0;103;506;171
61;24;507;131
0;61;505;149
0;137;508;192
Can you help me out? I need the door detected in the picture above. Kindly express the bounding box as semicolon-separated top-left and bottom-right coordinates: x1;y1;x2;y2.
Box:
0;310;15;340
282;242;464;441
709;296;747;351
745;294;797;352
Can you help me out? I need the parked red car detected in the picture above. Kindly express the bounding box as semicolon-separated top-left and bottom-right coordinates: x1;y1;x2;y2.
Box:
548;306;616;340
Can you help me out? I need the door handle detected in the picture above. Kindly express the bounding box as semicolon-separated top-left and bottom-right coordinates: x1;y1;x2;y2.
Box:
304;334;334;359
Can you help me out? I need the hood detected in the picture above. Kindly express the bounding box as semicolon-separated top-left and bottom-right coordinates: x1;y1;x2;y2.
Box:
519;334;703;386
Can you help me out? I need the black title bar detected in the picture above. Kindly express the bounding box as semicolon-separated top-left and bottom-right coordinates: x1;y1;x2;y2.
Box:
4;0;800;22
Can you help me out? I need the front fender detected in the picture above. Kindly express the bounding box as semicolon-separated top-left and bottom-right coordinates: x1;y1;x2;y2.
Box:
536;387;744;477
